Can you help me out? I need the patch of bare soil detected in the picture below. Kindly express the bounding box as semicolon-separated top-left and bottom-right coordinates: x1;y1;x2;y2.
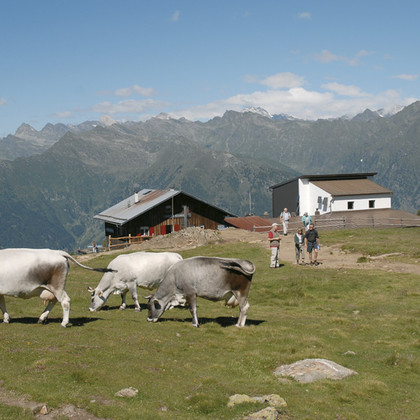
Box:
78;227;420;275
0;380;109;419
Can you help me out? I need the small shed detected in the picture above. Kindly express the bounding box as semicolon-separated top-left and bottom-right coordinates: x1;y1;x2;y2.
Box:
270;173;393;217
94;189;236;238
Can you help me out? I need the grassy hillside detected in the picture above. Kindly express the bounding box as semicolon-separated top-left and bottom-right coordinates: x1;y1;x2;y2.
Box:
0;228;419;419
0;101;419;250
0;129;296;250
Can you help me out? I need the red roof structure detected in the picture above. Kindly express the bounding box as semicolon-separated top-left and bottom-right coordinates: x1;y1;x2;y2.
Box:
225;216;271;231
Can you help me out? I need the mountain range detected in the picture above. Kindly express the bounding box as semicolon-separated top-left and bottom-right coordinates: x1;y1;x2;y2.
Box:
0;101;419;251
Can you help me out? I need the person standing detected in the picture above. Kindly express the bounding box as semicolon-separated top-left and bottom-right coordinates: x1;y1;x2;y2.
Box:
302;212;312;232
304;223;320;266
268;223;281;268
280;208;291;236
294;228;305;265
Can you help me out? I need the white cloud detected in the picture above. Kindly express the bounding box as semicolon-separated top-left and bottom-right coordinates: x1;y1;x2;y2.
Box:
53;111;73;119
298;12;311;20
92;99;169;115
393;74;418;81
245;72;305;89
0;98;7;106
315;49;374;66
322;82;369;97
171;81;417;122
114;85;156;97
171;10;180;21
315;50;339;63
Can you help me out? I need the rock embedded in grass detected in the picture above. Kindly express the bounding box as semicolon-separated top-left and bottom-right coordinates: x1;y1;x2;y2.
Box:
274;358;358;383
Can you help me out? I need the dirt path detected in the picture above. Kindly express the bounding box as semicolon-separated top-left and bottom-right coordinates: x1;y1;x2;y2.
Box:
79;227;420;275
218;228;420;275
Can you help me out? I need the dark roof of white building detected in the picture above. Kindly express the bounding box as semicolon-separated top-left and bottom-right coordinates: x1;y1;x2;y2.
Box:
311;178;392;197
270;172;378;190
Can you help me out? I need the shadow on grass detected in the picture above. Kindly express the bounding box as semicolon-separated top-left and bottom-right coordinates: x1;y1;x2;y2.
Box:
158;316;265;327
7;316;101;327
99;303;147;311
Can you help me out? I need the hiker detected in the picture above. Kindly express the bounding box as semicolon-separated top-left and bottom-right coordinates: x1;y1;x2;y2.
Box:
294;228;305;264
304;223;320;266
268;223;281;268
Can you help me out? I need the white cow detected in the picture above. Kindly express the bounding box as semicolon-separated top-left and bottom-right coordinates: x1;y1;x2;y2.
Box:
88;251;183;312
0;248;114;327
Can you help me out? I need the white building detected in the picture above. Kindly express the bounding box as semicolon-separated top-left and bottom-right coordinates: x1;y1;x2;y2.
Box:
271;173;393;217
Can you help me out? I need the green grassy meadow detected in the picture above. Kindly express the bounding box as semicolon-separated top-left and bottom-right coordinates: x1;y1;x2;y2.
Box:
0;228;419;419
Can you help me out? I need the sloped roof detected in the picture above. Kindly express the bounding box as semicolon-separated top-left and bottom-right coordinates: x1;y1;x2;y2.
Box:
311;178;392;197
225;216;269;231
94;188;236;225
270;172;378;189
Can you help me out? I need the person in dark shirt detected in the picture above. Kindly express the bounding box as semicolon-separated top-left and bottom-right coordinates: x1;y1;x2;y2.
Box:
304;223;320;266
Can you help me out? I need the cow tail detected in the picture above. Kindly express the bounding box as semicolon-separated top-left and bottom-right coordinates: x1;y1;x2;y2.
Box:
62;252;116;273
220;260;255;278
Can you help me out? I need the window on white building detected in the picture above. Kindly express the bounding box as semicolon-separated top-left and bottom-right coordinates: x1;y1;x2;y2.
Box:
347;201;354;210
369;200;375;209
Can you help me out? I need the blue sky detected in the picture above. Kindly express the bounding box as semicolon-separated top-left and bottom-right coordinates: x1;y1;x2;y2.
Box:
1;0;419;136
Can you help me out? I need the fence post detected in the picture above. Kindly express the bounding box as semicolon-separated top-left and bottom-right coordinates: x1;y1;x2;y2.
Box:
108;235;111;251
128;233;131;246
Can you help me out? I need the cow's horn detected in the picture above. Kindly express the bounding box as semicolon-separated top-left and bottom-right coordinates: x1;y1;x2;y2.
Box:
143;294;153;300
88;286;95;293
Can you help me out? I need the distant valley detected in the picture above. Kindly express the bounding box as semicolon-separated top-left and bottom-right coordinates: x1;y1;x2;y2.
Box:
0;101;419;250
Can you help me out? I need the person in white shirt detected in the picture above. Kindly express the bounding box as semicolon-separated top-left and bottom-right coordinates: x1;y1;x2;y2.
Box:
280;208;291;236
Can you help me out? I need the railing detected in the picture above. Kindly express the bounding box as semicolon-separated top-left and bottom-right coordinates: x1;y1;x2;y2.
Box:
107;234;151;251
253;216;420;233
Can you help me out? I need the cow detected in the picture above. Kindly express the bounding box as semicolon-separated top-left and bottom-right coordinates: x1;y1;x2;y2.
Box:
147;256;255;327
0;248;115;327
88;251;183;312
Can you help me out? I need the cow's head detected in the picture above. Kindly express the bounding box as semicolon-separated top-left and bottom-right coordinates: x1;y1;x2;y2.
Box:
147;296;163;322
88;286;106;311
147;293;187;322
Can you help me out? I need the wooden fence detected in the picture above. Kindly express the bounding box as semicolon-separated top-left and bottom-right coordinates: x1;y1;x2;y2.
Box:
107;234;151;251
253;216;420;233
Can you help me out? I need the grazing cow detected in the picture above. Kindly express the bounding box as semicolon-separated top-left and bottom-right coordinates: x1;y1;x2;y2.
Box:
88;251;183;312
147;256;255;327
0;248;114;327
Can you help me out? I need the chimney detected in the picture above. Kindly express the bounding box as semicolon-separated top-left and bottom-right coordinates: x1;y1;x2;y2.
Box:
134;191;139;204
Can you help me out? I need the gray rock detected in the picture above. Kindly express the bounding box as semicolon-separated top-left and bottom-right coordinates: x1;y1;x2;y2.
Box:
114;387;138;397
274;358;358;383
228;394;287;409
242;406;279;420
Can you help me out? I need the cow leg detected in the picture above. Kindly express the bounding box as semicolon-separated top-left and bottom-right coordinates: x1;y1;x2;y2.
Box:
186;295;199;327
119;292;127;310
0;295;10;324
58;291;71;327
234;293;250;328
130;287;141;312
46;263;71;327
38;297;58;325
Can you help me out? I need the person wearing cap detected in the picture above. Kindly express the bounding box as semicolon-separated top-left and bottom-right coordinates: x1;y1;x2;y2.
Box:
268;222;281;268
